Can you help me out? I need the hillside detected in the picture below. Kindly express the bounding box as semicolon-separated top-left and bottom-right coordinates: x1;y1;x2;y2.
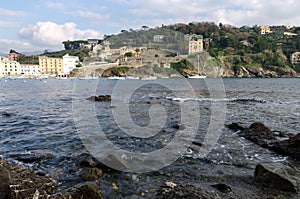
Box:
16;21;300;77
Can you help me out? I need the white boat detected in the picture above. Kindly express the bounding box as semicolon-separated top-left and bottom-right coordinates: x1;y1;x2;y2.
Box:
188;75;207;79
188;54;207;79
126;76;140;80
141;76;157;80
107;76;125;80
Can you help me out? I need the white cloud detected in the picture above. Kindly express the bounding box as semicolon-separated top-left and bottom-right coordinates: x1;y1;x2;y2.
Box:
44;2;65;10
0;8;26;17
18;21;102;50
75;10;110;21
114;0;300;27
0;21;20;28
0;39;34;54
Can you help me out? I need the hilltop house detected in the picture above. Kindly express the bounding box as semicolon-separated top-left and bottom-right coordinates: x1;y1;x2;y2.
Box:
260;26;273;34
291;52;300;64
188;34;204;55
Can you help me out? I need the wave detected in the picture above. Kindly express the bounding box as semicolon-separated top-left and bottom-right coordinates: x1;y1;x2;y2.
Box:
166;97;266;103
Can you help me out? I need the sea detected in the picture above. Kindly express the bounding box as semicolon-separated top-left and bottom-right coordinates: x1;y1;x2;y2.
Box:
0;78;299;198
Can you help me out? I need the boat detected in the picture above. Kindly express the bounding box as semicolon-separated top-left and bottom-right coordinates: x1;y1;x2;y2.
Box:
126;76;140;80
141;76;157;80
107;76;125;80
188;54;207;79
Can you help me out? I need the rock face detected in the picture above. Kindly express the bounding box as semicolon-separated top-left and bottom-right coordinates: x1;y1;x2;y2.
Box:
0;158;105;199
254;163;300;192
86;95;111;102
0;158;56;199
156;182;221;199
227;122;300;160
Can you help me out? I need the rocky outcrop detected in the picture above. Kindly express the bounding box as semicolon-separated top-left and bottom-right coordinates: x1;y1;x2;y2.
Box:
0;158;56;199
254;163;300;192
65;182;104;199
86;95;111;102
227;122;300;160
156;182;221;199
0;158;106;199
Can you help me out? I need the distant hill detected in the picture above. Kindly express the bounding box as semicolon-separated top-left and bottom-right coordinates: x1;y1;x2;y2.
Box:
0;53;7;57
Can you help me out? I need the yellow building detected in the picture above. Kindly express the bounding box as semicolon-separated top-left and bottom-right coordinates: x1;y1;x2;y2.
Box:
39;56;63;74
260;26;272;34
188;34;203;55
0;56;21;77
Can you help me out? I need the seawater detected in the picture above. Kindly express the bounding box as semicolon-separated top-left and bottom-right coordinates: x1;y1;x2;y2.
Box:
0;78;299;195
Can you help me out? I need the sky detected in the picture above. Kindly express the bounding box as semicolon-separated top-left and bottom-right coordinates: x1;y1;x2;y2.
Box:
1;0;300;54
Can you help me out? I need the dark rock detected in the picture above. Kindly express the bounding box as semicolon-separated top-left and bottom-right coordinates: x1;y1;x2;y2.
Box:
0;166;11;199
243;122;275;142
254;163;300;192
66;182;104;199
229;122;300;160
268;133;300;160
80;167;103;181
169;122;185;130
86;95;111;102
226;122;245;132
0;158;56;198
156;182;221;199
9;153;53;163
211;183;232;193
1;111;16;117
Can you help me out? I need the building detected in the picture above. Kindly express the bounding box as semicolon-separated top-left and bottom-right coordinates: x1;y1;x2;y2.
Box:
188;34;203;55
0;56;4;76
62;54;79;75
153;35;165;43
20;64;40;76
284;32;297;36
260;26;272;34
8;52;21;61
38;56;63;75
291;52;300;64
0;56;21;76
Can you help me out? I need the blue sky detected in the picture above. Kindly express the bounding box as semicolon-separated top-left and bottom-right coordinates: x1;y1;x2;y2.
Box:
1;0;300;53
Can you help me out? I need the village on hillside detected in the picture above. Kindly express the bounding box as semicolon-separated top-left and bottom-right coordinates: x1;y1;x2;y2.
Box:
1;23;300;78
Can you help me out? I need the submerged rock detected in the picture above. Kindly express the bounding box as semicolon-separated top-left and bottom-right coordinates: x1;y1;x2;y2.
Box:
65;182;104;199
268;133;300;160
254;163;300;192
227;122;300;160
80;167;103;181
156;181;221;199
211;183;232;193
1;111;16;117
86;95;111;102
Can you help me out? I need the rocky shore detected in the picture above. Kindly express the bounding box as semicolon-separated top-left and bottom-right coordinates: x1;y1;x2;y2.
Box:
1;122;299;199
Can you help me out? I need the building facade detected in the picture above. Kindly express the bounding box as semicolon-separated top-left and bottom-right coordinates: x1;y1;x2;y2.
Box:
8;52;21;61
188;34;203;55
62;54;79;75
20;64;41;76
38;56;63;75
291;52;300;64
0;57;21;76
260;26;272;34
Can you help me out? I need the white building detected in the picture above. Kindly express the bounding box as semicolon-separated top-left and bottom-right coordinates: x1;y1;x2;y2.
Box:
0;57;21;77
62;54;79;75
0;56;4;77
20;64;40;76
